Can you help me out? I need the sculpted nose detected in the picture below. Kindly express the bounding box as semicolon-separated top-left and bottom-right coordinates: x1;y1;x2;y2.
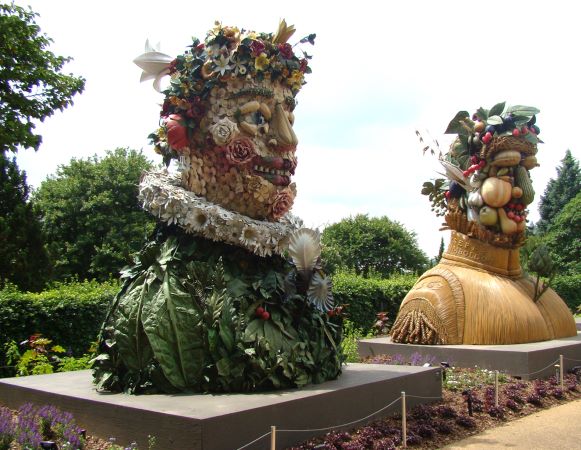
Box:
270;103;298;147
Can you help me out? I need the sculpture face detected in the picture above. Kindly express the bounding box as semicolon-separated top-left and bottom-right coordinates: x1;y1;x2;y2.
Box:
182;78;299;220
148;22;314;221
427;103;541;248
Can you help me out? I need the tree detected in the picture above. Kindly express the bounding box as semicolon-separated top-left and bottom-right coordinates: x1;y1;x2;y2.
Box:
0;153;49;291
33;148;156;281
537;150;581;233
0;3;85;153
321;214;429;277
543;192;580;275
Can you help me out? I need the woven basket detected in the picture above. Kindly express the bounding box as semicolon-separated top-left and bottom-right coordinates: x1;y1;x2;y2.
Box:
480;135;536;160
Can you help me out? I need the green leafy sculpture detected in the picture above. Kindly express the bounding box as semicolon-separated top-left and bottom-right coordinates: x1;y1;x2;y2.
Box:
92;21;343;394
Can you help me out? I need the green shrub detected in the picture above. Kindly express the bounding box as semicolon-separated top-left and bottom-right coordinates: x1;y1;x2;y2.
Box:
341;320;371;363
332;272;415;332
552;274;581;312
0;280;117;376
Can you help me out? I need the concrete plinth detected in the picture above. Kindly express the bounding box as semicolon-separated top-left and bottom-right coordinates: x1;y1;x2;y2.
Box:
0;364;441;450
358;334;581;380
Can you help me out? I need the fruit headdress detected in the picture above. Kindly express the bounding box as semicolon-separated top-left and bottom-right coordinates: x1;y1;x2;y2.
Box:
422;102;541;248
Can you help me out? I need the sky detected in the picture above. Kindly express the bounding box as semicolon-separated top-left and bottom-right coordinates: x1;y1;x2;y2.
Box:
13;0;581;258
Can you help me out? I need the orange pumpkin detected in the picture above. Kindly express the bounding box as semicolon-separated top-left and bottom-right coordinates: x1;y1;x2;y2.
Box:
165;114;189;151
481;177;512;208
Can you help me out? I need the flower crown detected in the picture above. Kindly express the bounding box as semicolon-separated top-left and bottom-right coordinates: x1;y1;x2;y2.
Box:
138;20;315;162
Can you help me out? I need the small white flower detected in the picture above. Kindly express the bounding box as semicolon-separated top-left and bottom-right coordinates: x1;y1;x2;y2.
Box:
213;54;232;76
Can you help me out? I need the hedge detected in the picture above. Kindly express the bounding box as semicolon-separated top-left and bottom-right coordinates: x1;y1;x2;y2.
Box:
0;272;578;374
0;280;118;370
332;272;416;331
333;271;581;332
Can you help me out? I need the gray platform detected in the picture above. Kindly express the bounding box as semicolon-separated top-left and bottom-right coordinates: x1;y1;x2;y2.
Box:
0;364;441;450
358;334;581;380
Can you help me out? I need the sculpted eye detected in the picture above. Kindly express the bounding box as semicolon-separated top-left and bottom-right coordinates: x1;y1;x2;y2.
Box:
254;111;266;125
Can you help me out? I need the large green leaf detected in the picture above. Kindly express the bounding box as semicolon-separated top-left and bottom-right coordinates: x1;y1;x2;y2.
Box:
487;115;503;125
506;105;540;116
444;111;471;135
475;107;489;121
141;270;205;390
489;102;506;117
113;272;156;373
218;297;236;352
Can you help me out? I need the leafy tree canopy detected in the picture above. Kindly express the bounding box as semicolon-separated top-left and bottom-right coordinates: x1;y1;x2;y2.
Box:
33;148;156;281
0;153;49;291
537;150;581;233
0;3;85;153
543;192;580;275
321;214;429;278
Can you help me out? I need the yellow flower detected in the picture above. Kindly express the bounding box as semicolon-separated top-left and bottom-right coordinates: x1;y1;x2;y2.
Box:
288;70;304;90
254;53;270;72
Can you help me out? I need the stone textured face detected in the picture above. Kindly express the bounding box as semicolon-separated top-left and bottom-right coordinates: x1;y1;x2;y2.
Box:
182;77;298;220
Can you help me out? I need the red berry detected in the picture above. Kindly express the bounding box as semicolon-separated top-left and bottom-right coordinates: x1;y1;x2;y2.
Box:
262;311;270;320
482;132;493;144
463;170;470;177
512;128;521;137
507;211;515;220
470;155;480;164
521;126;529;135
445;191;451;199
327;310;335;317
256;306;265;316
478;160;487;168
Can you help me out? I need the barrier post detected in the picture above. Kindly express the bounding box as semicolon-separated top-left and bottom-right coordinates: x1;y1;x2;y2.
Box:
494;371;499;408
560;355;564;390
271;426;276;450
401;391;407;448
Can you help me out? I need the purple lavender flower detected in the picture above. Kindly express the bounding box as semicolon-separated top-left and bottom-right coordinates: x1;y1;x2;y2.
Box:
391;354;406;365
409;352;423;366
0;406;15;450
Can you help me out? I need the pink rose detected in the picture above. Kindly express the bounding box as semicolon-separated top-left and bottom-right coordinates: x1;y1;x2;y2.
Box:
225;138;255;165
270;189;295;220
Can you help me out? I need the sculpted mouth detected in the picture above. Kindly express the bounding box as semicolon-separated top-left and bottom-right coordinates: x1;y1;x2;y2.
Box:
252;156;296;186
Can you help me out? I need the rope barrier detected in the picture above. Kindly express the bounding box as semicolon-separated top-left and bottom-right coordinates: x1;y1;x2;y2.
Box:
277;396;402;433
510;358;560;377
563;357;581;363
235;430;272;450
405;394;442;400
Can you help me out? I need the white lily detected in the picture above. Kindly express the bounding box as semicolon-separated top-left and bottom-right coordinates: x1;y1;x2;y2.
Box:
133;39;173;92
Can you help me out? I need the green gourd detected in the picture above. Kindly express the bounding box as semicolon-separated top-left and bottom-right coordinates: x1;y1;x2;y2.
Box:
515;166;535;205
